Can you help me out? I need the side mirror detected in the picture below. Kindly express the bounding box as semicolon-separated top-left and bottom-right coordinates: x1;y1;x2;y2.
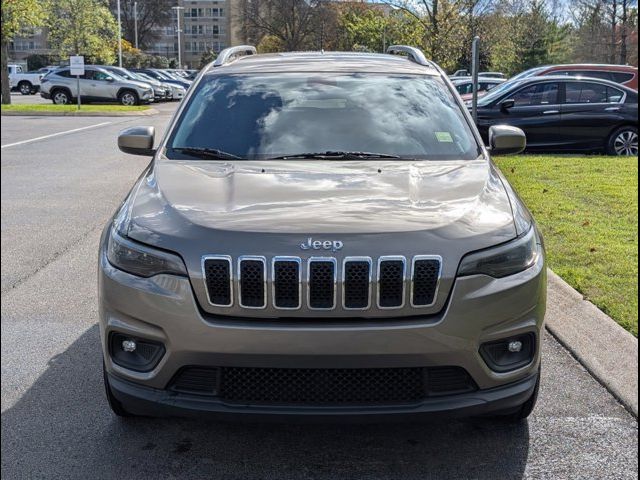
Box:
118;126;156;156
106;76;114;82
488;125;526;156
500;99;515;111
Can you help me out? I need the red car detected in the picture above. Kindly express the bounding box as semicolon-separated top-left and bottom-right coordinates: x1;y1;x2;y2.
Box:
511;64;638;91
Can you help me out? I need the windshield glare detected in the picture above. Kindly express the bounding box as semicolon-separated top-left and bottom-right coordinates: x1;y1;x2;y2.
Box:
168;73;480;161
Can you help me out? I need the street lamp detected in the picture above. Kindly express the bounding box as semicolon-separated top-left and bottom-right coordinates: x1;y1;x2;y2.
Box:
117;0;123;66
134;1;139;50
172;6;184;68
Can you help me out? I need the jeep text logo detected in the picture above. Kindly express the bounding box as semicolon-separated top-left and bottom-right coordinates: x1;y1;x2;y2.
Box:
300;237;344;252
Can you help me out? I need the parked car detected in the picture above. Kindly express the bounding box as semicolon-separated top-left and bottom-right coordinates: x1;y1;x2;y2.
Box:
8;64;43;95
130;68;191;90
102;46;546;422
473;76;638;155
135;71;186;101
450;69;469;77
479;72;506;79
454;77;505;101
40;66;154;105
511;64;638;91
101;66;171;102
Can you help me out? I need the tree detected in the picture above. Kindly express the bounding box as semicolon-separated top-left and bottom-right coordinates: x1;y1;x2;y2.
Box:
238;0;325;50
48;0;118;65
108;0;173;49
199;49;218;68
1;0;47;104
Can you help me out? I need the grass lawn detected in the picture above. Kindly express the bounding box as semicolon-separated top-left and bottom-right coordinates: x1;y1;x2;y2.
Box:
1;104;150;113
495;155;638;336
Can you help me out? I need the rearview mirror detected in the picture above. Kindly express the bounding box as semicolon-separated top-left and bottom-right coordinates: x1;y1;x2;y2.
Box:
488;125;526;156
118;126;156;156
500;99;515;111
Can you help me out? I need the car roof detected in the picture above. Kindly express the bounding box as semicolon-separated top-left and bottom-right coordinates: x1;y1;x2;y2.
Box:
502;75;638;94
540;63;638;72
204;51;441;76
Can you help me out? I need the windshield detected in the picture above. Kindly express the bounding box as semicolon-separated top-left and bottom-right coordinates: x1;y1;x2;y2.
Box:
167;73;480;161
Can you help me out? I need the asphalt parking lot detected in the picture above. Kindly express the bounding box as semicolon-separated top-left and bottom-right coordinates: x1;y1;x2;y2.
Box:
1;102;638;479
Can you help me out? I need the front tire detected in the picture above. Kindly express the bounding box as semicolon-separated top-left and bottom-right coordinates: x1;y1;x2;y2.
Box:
51;89;71;105
607;126;638;156
18;81;33;95
491;367;541;423
103;361;136;417
118;90;139;106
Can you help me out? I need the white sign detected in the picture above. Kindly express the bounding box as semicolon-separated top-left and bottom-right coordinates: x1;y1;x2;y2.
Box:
69;55;85;76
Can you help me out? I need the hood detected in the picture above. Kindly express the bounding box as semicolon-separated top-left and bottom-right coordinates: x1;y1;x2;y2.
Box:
127;158;515;238
124;158;518;318
125;79;154;90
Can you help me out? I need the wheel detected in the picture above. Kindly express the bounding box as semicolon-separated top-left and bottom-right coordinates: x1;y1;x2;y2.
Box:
607;126;638;156
492;366;541;423
103;361;136;417
18;81;33;95
52;89;71;105
118;90;139;106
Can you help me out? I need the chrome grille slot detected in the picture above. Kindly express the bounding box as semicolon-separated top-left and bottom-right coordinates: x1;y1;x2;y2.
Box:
273;258;301;309
377;257;406;309
411;256;442;307
308;258;336;309
238;257;266;308
202;254;441;312
202;256;232;306
343;258;372;310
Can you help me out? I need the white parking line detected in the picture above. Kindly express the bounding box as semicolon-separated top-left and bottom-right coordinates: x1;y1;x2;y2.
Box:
1;121;113;149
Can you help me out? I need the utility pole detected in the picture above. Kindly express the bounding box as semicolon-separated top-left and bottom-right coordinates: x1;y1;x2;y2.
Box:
117;0;123;66
172;6;184;68
471;36;480;124
134;1;139;50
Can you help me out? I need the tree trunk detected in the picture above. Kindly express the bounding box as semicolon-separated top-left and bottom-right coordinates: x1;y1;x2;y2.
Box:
620;0;628;64
610;0;618;64
1;39;11;105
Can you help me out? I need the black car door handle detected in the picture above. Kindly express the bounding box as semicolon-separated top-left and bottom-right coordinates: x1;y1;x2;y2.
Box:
605;106;621;112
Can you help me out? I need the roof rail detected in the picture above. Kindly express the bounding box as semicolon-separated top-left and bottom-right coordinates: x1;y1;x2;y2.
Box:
386;45;431;67
213;45;257;67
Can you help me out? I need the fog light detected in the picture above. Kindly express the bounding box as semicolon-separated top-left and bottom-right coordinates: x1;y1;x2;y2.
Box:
480;334;535;373
508;341;523;353
109;332;165;372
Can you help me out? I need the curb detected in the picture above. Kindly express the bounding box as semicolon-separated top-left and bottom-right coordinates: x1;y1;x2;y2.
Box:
1;108;159;117
546;270;638;417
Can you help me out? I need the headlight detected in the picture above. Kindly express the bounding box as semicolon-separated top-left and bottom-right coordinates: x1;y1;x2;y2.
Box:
457;227;540;278
107;228;187;278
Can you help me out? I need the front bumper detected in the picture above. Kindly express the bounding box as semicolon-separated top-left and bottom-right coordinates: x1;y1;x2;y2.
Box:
40;91;51;100
108;369;539;420
99;232;546;417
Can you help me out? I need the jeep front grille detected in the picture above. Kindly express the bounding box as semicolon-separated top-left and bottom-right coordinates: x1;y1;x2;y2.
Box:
202;255;442;311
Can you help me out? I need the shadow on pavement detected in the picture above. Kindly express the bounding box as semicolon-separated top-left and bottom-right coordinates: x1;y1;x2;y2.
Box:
2;325;530;479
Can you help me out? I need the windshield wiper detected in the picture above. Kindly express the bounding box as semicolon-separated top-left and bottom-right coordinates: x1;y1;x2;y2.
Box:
269;151;401;160
172;147;241;160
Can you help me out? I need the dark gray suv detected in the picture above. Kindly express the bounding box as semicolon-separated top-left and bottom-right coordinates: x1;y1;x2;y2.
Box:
101;46;546;422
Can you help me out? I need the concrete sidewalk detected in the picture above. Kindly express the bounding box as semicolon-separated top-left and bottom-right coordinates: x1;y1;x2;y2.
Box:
546;270;638;417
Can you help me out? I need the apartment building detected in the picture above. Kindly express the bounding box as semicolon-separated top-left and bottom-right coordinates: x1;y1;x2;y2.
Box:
147;0;232;68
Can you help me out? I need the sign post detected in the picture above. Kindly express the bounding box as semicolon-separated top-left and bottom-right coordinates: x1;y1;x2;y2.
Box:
69;55;85;110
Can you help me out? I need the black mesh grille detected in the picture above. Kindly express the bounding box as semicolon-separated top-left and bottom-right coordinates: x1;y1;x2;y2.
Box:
220;367;425;405
170;367;219;395
167;366;477;404
308;261;335;309
273;261;300;309
426;367;477;396
412;259;440;306
378;260;405;307
344;261;371;309
203;258;231;306
239;259;265;308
